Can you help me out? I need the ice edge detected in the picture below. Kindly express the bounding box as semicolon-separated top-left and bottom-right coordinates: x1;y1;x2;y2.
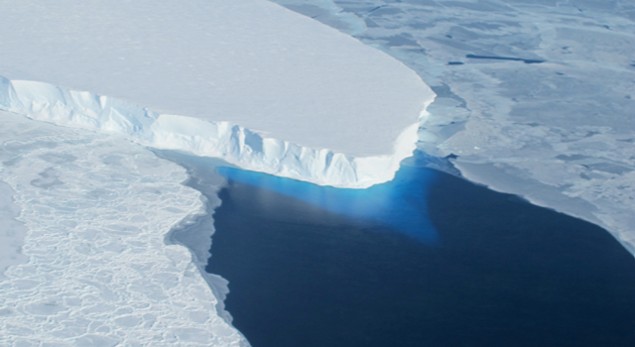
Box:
0;75;433;189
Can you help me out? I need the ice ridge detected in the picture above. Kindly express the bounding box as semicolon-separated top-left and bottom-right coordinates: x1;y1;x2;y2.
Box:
0;76;432;189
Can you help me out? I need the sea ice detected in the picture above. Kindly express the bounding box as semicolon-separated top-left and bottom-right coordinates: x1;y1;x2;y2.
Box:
0;182;26;280
0;111;247;346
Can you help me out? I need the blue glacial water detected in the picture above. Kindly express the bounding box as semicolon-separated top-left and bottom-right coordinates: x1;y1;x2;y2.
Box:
195;155;635;347
215;160;439;245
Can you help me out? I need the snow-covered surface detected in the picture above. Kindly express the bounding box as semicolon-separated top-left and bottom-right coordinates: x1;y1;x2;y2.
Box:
0;111;247;346
0;182;26;280
0;0;433;188
275;0;635;253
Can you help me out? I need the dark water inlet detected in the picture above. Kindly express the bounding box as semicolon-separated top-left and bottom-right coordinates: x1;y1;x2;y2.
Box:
199;159;635;347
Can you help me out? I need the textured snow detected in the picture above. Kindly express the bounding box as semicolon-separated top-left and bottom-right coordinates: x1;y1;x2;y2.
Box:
275;0;635;254
0;111;247;346
0;182;26;280
0;0;433;188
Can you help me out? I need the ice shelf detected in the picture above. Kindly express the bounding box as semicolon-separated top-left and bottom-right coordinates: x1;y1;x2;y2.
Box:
0;0;434;188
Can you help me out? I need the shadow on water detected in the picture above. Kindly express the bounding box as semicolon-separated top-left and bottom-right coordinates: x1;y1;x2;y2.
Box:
206;155;635;347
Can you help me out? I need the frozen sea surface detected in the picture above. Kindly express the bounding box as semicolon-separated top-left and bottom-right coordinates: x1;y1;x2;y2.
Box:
274;0;635;254
0;111;247;346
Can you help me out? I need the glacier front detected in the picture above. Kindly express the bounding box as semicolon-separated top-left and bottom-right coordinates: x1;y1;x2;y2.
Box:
0;0;433;188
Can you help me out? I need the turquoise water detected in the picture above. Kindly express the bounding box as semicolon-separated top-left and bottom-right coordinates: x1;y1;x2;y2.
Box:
216;159;438;244
196;157;635;346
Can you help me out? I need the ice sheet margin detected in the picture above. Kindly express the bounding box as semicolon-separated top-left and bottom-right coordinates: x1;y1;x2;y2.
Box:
0;76;433;189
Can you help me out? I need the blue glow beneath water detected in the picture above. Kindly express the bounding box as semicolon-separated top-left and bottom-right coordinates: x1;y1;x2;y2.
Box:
216;162;439;244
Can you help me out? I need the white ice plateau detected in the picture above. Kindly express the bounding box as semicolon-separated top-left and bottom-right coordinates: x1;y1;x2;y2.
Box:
0;0;433;188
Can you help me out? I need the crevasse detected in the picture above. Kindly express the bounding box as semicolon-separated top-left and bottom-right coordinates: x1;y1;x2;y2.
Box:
0;75;433;188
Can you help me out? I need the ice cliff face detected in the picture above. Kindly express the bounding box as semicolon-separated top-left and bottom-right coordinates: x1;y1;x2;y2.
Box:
0;76;431;188
0;0;434;187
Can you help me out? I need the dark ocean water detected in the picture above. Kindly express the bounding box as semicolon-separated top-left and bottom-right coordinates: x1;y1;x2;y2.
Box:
203;158;635;347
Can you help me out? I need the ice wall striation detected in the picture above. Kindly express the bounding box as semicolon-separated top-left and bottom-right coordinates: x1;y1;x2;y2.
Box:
0;76;432;189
